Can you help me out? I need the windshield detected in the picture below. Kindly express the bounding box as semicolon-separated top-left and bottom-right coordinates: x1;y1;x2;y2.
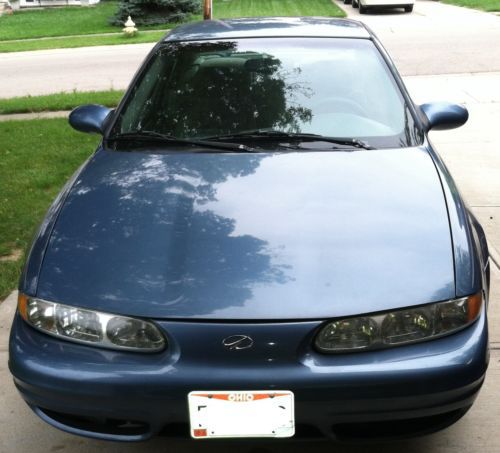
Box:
112;38;422;149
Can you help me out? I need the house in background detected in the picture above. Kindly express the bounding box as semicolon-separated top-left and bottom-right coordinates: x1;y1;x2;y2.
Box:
18;0;100;6
2;0;100;11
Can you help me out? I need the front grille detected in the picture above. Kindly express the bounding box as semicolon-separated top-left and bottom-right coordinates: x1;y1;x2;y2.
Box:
332;407;471;441
39;407;150;436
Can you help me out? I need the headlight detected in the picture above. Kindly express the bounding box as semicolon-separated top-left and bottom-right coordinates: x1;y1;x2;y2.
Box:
315;293;483;353
18;294;166;352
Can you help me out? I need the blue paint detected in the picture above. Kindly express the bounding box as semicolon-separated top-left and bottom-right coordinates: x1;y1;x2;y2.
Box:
10;17;489;442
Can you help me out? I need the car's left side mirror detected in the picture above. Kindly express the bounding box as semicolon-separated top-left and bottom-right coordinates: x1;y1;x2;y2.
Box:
69;104;114;135
419;102;468;132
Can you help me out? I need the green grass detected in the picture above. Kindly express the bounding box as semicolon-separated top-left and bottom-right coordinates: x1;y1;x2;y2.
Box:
0;30;167;53
0;0;345;53
0;0;345;42
0;90;125;114
0;1;118;40
0;261;21;302
215;0;345;17
0;118;99;300
0;1;170;41
441;0;500;11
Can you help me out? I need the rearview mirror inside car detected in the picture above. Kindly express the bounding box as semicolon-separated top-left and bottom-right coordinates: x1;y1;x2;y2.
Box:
69;104;113;135
420;102;468;132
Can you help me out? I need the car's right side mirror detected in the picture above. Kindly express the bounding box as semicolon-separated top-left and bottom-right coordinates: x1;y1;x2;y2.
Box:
69;104;114;135
419;102;469;132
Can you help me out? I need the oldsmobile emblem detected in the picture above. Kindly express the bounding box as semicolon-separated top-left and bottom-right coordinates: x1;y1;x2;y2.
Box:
222;335;254;351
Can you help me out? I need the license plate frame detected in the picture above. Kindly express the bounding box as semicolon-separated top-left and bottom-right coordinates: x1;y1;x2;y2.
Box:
188;390;295;439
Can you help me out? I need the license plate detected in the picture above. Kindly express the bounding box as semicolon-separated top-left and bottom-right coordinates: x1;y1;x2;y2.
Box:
188;390;295;439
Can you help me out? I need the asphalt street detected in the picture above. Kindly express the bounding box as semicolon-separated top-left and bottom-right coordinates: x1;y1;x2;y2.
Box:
1;1;500;452
0;43;154;99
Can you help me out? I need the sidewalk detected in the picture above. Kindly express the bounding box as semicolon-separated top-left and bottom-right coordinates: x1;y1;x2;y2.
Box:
0;29;168;44
0;110;69;122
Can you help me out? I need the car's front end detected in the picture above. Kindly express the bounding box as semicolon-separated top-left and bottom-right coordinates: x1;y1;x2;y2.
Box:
10;297;488;441
9;146;489;441
9;17;490;442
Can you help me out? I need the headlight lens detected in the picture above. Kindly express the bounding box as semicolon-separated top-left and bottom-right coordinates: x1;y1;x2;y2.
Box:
315;293;483;353
18;294;166;352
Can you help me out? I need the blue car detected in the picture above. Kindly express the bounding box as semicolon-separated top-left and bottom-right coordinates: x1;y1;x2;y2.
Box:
9;17;490;442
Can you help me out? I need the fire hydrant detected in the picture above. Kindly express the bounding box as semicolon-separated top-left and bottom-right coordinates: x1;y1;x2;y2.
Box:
123;16;138;37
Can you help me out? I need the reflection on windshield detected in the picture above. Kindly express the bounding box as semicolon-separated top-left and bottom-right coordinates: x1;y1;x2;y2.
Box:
114;38;422;149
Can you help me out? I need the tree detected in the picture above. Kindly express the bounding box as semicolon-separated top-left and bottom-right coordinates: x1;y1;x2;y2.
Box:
111;0;201;26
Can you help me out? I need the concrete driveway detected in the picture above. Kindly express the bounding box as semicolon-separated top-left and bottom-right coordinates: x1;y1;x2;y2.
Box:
336;0;500;75
1;1;500;452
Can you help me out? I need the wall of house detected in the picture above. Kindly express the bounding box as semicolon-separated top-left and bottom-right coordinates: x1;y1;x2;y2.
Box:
19;0;100;6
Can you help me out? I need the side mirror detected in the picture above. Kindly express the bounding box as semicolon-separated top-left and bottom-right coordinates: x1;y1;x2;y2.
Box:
69;104;113;135
420;102;468;132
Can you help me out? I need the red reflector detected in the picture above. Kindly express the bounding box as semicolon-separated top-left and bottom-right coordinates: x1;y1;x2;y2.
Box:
193;428;207;437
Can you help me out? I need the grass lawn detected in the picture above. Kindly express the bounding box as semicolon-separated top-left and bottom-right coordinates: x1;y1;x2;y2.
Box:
0;90;125;114
442;0;500;11
215;0;346;17
0;1;118;41
0;30;166;53
0;118;99;300
0;0;345;53
0;1;170;41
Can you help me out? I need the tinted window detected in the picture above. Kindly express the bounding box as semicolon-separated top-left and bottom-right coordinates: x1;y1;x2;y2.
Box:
114;38;422;148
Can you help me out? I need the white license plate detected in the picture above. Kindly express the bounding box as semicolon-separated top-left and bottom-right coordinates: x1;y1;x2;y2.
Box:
188;390;295;439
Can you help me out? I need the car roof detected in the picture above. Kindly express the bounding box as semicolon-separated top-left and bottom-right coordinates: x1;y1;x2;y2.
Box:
163;17;371;42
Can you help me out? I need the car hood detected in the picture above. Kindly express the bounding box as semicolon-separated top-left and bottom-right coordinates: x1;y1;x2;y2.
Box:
37;147;454;320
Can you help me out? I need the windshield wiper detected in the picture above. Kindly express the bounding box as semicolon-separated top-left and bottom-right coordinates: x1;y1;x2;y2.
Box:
204;130;375;150
107;130;258;153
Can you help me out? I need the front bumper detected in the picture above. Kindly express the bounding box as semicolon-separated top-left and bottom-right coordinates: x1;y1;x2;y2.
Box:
360;0;415;6
9;310;489;442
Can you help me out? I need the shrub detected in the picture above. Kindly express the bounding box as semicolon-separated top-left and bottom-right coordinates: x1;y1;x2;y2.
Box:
111;0;201;26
